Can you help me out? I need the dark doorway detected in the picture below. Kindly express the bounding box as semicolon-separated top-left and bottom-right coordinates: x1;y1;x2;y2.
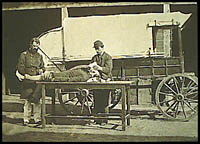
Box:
171;4;198;76
2;8;61;94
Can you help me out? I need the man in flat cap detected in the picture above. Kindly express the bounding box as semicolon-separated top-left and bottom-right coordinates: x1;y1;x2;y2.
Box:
91;40;113;125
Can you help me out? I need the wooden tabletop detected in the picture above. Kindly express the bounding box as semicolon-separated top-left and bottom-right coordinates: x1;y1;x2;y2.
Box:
36;81;134;85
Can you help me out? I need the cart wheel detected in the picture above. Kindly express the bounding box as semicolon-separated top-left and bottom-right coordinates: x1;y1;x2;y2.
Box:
76;89;94;115
58;90;81;112
155;73;198;121
58;89;94;115
108;89;122;110
77;89;122;113
58;88;122;114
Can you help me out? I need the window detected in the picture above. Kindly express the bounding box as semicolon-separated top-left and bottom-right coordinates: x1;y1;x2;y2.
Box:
151;25;179;57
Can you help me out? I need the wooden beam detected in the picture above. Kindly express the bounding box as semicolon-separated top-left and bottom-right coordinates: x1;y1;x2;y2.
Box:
61;7;68;61
178;27;184;73
163;3;171;57
2;2;197;11
163;3;170;13
2;72;6;95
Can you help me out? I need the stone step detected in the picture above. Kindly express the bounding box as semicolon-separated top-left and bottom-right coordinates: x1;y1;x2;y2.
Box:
2;94;90;115
3;94;167;126
3;94;160;115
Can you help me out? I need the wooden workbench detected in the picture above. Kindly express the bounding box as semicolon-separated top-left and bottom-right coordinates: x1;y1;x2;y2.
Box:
36;81;133;131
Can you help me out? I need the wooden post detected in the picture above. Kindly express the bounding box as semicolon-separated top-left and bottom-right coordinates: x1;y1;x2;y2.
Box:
163;3;170;13
41;84;46;129
178;27;184;73
121;86;126;131
8;88;11;95
165;58;168;76
61;7;68;62
2;72;6;95
126;86;130;126
151;58;155;76
136;68;139;105
163;3;171;57
51;89;56;116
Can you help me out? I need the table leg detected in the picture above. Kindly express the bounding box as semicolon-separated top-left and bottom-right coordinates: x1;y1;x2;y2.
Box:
49;89;57;124
136;79;139;105
121;86;126;131
41;84;46;129
126;87;130;126
52;90;56;115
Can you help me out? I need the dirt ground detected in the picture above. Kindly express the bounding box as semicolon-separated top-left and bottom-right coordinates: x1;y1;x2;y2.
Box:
2;131;197;142
2;108;198;142
2;95;198;142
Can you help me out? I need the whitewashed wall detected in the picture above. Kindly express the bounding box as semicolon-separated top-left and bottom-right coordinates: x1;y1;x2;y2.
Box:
39;11;191;65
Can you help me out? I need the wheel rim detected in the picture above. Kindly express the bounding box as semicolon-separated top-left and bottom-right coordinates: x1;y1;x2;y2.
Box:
77;89;94;115
155;73;198;121
108;89;122;110
58;88;122;114
58;90;81;113
77;88;122;114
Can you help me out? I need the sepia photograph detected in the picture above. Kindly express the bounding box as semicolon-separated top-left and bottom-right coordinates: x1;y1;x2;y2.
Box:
2;2;198;142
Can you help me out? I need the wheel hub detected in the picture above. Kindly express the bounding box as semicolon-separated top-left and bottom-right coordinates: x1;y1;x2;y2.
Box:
80;89;89;97
176;94;184;102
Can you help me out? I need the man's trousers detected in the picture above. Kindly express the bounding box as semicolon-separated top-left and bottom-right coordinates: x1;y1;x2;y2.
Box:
93;89;110;123
24;100;41;123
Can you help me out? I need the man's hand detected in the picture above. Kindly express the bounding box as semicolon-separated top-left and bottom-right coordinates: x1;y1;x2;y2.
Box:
93;64;103;71
38;69;44;75
43;71;53;80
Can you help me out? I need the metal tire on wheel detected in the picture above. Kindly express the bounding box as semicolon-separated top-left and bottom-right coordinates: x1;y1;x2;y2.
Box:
77;89;122;113
155;73;198;121
58;88;122;114
76;89;94;115
108;89;122;110
58;90;81;112
58;89;94;115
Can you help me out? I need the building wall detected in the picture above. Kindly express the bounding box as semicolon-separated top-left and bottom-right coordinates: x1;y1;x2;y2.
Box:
2;4;197;98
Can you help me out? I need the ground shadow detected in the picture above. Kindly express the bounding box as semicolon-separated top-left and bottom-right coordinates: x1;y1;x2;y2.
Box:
109;108;167;121
2;103;177;131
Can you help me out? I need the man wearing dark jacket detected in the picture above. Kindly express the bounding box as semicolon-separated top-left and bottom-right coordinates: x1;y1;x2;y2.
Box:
16;37;45;126
91;40;113;125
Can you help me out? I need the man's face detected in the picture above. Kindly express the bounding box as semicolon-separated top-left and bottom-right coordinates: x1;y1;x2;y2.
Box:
94;46;104;55
30;41;39;52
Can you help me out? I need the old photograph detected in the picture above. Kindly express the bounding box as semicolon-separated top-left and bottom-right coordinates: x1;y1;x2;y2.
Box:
2;2;198;142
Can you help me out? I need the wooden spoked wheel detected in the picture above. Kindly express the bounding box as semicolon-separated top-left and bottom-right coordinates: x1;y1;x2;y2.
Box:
108;88;122;110
155;73;198;121
58;88;122;115
76;89;94;115
57;90;81;112
58;89;94;115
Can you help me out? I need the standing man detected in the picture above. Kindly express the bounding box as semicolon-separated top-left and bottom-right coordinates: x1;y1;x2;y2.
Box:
91;40;113;125
16;37;45;126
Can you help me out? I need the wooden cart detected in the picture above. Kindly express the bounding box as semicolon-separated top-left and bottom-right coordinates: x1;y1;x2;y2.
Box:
36;12;197;122
56;25;198;122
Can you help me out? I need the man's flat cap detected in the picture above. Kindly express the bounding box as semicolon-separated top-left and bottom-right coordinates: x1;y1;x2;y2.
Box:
93;40;104;48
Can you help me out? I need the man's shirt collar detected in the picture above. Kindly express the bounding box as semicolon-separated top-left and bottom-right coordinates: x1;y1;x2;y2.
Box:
98;51;105;57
